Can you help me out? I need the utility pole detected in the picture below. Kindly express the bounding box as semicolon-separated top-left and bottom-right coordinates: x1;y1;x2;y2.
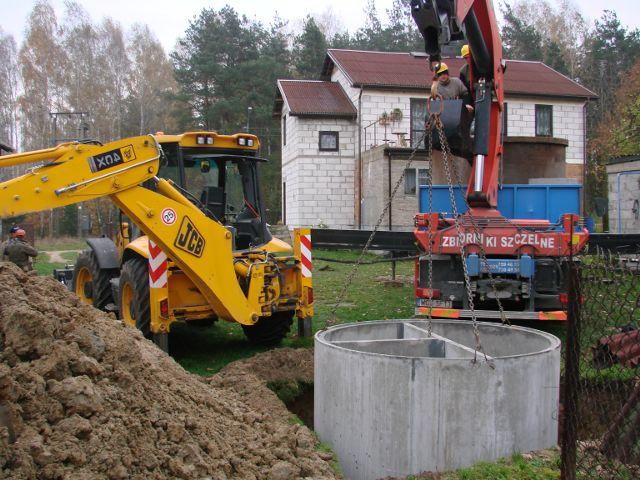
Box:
246;106;253;132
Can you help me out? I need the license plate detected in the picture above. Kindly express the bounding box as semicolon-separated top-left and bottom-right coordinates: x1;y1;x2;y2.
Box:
416;299;452;308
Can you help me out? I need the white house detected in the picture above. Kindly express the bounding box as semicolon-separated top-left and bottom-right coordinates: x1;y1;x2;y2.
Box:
274;49;597;229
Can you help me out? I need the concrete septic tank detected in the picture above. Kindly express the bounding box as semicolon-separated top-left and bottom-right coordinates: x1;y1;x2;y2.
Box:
314;320;561;480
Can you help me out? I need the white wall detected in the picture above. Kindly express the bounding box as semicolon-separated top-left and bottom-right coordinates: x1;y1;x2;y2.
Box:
505;97;585;164
281;99;356;228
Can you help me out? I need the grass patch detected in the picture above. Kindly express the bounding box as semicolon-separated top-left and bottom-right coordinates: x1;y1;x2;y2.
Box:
172;249;414;375
315;441;344;477
32;255;66;277
402;451;560;479
267;379;311;405
36;236;87;251
60;250;80;261
451;452;560;480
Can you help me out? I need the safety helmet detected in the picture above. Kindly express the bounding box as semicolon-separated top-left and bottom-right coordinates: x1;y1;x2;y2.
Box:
15;229;26;237
436;62;449;75
461;44;470;58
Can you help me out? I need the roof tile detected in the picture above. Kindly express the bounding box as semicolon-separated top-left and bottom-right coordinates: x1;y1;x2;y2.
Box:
277;80;357;118
326;49;597;99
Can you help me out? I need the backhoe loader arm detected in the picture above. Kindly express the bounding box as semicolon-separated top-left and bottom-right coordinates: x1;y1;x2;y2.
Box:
0;136;261;325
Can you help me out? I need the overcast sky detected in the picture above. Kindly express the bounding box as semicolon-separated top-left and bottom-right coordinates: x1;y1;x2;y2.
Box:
2;0;639;52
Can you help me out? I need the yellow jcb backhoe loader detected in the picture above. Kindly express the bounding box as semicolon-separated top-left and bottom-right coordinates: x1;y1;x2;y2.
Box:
0;132;313;351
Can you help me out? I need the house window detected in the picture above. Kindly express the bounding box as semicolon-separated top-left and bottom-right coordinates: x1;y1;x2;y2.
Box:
319;131;339;152
410;98;428;148
503;102;508;137
535;104;553;137
418;168;429;186
404;168;417;195
282;115;287;146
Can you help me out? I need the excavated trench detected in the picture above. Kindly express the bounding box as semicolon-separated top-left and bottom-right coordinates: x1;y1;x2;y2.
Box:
268;380;315;429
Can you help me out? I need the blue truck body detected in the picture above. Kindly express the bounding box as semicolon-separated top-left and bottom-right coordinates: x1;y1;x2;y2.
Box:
419;184;582;223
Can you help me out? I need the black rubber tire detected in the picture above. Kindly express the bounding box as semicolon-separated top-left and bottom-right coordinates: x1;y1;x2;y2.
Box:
72;250;117;310
119;257;152;339
242;311;294;346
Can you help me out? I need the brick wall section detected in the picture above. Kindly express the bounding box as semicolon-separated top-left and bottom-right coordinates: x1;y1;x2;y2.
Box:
361;146;471;231
606;160;640;233
505;96;585;164
281;103;356;228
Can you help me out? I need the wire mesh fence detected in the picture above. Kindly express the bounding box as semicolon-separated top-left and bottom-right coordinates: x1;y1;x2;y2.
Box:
562;251;640;480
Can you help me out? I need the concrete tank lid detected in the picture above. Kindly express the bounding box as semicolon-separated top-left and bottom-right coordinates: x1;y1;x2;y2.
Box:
315;319;561;361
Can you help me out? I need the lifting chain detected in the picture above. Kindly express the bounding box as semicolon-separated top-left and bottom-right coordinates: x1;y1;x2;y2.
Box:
326;131;427;327
442;131;510;326
431;114;488;362
425;115;435;338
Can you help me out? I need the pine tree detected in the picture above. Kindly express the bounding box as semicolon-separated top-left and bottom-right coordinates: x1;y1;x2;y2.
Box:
292;17;327;79
500;3;543;62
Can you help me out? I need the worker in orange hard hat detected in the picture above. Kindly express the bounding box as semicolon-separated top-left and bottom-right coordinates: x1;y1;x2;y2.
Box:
3;228;38;271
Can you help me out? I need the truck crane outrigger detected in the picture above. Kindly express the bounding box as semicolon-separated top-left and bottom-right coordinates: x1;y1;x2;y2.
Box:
410;0;588;320
0;132;313;350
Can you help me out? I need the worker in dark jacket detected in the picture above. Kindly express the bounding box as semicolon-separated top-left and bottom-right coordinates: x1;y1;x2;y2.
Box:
1;226;20;260
459;44;471;90
3;229;38;271
434;63;474;113
459;44;475;109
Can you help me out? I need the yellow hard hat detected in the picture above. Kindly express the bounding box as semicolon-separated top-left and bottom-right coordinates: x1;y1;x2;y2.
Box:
436;62;449;75
461;44;470;58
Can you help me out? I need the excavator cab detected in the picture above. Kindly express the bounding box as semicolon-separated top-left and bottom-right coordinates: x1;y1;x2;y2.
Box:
157;141;271;251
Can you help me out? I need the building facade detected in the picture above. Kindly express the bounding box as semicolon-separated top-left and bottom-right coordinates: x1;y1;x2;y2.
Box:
606;156;640;234
274;49;596;229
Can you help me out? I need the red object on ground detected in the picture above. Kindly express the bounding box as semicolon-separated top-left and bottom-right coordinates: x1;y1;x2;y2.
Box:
593;330;640;368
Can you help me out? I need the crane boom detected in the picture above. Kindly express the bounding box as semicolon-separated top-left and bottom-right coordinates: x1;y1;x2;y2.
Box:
410;0;504;207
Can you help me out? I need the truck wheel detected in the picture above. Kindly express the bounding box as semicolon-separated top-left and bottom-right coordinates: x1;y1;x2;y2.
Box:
72;250;117;310
119;257;151;339
242;311;293;346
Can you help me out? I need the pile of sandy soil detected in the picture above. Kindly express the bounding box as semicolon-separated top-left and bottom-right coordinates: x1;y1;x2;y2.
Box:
0;262;338;480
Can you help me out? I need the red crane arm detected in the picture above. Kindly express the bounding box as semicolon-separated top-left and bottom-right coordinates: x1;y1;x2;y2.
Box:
411;0;505;208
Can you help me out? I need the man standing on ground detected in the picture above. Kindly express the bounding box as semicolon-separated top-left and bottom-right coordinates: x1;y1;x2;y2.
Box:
3;229;38;271
1;226;20;260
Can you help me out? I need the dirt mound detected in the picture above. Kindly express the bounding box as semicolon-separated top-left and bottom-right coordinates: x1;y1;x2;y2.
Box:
0;263;338;480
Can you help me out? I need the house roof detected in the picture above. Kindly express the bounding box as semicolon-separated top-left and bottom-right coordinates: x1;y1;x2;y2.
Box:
322;49;597;100
607;154;640;166
275;80;357;118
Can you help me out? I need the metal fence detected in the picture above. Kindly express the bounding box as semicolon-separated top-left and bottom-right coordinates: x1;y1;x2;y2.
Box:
562;251;640;479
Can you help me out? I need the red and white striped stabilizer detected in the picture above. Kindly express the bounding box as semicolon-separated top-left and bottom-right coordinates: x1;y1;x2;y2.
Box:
300;233;312;278
148;240;168;289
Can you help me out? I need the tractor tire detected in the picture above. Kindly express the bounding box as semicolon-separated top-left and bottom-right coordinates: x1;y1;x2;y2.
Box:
72;250;117;310
119;257;152;339
242;311;294;346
